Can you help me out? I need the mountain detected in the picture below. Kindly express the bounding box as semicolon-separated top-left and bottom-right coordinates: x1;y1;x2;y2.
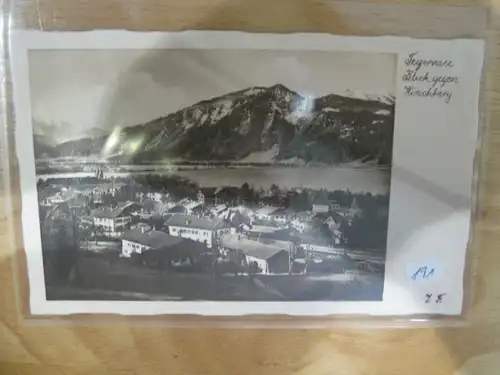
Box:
33;119;108;146
33;135;56;158
43;84;395;166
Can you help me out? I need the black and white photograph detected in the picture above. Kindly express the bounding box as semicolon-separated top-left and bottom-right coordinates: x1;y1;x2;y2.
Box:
30;47;396;303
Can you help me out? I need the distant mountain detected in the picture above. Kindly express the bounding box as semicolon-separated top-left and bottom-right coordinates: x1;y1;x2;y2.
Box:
33;135;56;158
33;119;108;147
39;84;395;166
83;127;109;140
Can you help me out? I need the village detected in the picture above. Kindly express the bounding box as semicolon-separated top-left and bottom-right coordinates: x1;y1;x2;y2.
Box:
37;172;388;300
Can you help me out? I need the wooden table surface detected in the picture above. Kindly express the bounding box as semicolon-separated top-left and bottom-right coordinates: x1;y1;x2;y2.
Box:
1;0;498;374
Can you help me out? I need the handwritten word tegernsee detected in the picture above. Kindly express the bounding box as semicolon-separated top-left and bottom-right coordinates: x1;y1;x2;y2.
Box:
404;53;454;71
401;52;459;104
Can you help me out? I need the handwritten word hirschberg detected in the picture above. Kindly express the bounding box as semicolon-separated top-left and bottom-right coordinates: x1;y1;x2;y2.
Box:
404;86;452;104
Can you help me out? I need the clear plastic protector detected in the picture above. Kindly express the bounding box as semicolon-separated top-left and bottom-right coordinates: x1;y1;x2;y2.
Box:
1;0;489;327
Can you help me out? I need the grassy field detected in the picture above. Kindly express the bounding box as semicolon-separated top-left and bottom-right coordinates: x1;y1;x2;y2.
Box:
47;253;277;301
256;273;383;301
46;252;383;301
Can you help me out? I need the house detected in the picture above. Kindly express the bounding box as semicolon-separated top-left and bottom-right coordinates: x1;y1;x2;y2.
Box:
122;228;184;257
92;201;141;237
184;201;203;215
96;182;125;197
68;194;87;208
313;214;343;245
252;206;291;225
197;187;217;205
296;230;337;251
146;191;167;202
268;208;292;225
260;194;281;206
67;195;90;215
214;186;242;205
322;215;340;229
254;206;279;221
332;197;362;219
167;205;187;214
80;216;94;226
165;214;234;248
247;226;294;243
81;182;125;200
121;228;209;267
132;222;152;233
312;196;330;213
290;212;314;233
141;198;159;213
219;234;290;274
221;209;250;227
176;198;191;206
335;207;355;217
74;184;96;196
40;188;77;206
210;204;228;217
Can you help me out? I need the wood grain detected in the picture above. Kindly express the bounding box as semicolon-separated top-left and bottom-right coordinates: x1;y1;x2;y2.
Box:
0;0;497;374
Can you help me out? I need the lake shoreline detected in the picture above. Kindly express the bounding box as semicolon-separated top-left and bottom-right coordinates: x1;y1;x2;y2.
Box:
36;159;391;171
35;165;391;194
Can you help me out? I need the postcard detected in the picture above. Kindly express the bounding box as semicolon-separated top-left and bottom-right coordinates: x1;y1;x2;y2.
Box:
10;30;484;316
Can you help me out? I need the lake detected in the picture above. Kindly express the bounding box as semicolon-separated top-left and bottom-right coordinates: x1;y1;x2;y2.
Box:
37;166;390;194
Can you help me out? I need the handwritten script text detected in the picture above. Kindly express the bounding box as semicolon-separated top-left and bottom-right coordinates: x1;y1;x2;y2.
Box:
401;52;458;103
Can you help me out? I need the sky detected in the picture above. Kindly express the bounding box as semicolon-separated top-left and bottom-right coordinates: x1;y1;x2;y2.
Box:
29;49;396;138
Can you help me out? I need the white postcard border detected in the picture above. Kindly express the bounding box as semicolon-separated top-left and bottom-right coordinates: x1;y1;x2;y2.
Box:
10;30;484;316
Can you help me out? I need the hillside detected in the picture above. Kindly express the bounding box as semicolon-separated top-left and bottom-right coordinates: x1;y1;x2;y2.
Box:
35;84;395;166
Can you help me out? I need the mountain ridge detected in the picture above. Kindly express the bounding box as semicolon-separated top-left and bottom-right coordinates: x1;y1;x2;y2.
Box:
34;84;395;166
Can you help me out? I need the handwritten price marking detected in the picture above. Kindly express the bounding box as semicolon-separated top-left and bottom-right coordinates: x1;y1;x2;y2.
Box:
411;266;435;281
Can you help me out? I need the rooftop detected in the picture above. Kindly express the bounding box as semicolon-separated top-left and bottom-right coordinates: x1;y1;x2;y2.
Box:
122;229;184;249
249;225;282;234
199;187;217;196
45;189;78;202
211;204;227;212
185;201;202;210
255;206;279;216
93;201;139;219
220;234;289;260
312;195;331;205
165;214;230;230
294;211;313;220
68;195;88;207
333;206;360;213
215;186;241;196
96;182;125;191
269;207;292;216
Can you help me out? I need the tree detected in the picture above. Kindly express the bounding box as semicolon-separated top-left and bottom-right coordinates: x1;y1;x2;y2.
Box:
270;184;280;197
102;193;116;207
48;212;79;286
143;199;157;213
240;182;254;204
93;224;104;244
341;211;388;251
